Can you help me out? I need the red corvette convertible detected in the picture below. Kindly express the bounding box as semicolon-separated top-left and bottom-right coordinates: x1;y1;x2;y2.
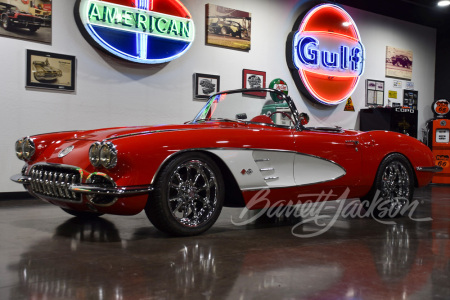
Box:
11;89;440;236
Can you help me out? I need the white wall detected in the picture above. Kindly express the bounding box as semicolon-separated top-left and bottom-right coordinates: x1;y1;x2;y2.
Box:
0;0;436;192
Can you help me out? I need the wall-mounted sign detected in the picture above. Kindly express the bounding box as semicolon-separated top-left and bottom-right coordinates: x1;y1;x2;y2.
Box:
388;90;398;99
269;78;288;102
393;80;402;88
344;97;355;111
74;0;195;64
432;99;450;118
287;3;365;106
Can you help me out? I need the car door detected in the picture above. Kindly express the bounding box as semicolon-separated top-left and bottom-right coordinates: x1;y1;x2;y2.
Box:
293;129;362;191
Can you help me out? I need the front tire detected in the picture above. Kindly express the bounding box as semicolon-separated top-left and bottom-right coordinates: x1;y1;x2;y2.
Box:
2;16;10;30
145;152;225;236
362;153;414;218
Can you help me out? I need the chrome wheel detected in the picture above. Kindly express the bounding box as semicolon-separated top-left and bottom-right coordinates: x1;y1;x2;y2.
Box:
380;161;410;210
362;153;414;218
168;160;218;227
145;152;224;236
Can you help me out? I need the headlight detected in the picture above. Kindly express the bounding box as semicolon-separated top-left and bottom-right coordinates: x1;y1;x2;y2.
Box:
100;142;118;169
15;137;35;161
89;142;101;167
22;138;36;160
89;142;117;169
15;139;24;160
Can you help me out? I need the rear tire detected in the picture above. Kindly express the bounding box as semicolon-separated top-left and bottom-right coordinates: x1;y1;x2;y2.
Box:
145;152;225;236
362;153;414;218
220;26;228;35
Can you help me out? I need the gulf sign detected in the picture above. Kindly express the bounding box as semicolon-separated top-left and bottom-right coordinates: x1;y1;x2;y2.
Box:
74;0;195;64
288;4;365;105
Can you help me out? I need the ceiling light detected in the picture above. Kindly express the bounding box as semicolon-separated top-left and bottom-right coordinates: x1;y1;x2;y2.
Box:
438;1;450;7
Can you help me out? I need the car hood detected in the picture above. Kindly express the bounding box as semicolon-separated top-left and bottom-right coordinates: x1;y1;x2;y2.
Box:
29;124;203;167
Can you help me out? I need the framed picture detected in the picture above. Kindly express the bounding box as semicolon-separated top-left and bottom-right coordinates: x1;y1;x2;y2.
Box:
366;79;384;106
385;46;413;80
403;90;418;110
242;69;266;97
0;1;52;44
194;73;220;99
26;50;76;91
205;4;251;51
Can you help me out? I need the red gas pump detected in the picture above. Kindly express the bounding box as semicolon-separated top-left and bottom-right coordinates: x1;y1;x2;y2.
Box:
426;99;450;184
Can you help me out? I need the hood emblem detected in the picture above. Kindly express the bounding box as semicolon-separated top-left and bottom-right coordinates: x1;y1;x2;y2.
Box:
58;146;74;158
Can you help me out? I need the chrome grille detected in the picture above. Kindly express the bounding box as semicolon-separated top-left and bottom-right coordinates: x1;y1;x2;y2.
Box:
29;165;82;202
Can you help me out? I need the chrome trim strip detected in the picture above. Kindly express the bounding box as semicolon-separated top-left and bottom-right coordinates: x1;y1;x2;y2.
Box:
69;184;153;196
416;166;443;173
306;127;344;133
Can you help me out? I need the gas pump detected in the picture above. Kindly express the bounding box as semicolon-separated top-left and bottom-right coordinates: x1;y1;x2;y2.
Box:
426;99;450;184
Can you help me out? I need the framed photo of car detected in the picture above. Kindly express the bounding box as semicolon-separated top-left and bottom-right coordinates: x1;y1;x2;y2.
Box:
205;4;251;51
193;73;220;99
0;1;52;44
26;50;76;91
242;69;266;97
385;46;413;80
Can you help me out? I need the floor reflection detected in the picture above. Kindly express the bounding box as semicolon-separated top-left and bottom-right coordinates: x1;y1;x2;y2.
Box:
1;185;449;299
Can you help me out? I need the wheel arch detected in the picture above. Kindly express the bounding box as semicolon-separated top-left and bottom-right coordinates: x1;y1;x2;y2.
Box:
151;149;246;208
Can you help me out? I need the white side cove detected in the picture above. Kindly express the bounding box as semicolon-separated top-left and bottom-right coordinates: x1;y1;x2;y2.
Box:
293;153;346;186
206;149;346;191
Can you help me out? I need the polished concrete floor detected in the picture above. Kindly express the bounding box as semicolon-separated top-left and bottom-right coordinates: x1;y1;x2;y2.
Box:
0;186;449;300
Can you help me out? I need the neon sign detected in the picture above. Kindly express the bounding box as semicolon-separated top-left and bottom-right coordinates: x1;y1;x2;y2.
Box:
287;4;365;105
74;0;195;64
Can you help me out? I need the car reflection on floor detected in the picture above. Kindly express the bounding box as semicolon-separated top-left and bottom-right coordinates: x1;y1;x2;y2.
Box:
3;186;449;299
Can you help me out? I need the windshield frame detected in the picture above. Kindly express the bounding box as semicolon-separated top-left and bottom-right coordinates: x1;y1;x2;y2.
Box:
190;88;303;130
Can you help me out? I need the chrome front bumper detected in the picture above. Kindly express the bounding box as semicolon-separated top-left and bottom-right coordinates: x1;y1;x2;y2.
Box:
10;174;153;197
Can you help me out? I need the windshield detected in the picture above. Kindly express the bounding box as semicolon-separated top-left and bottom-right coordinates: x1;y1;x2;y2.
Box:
192;89;297;127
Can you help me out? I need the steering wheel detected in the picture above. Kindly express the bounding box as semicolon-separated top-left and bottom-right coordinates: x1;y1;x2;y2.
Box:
268;111;295;125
